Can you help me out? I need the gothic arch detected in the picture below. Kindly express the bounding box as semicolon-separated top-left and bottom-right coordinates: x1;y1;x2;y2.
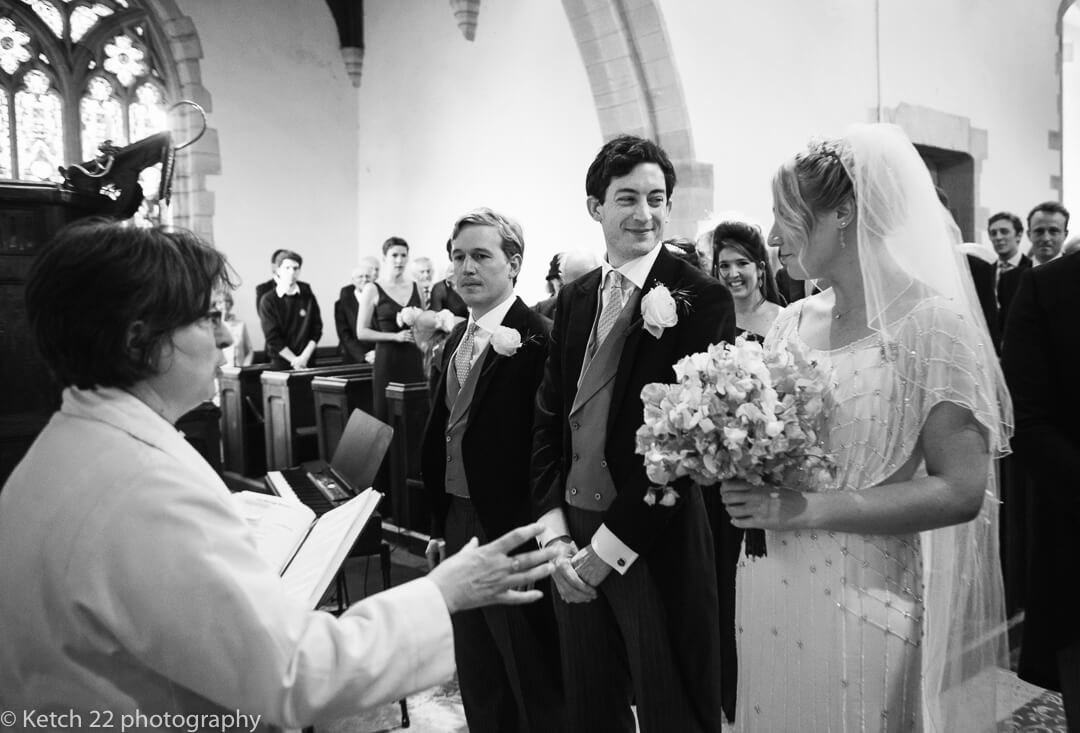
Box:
561;0;711;237
140;0;219;242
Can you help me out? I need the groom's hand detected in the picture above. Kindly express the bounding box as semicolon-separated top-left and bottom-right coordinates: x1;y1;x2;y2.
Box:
547;539;598;603
571;544;613;588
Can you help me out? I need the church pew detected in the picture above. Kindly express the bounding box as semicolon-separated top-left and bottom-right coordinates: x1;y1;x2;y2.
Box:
261;364;371;470
385;382;431;533
218;364;273;477
311;365;375;461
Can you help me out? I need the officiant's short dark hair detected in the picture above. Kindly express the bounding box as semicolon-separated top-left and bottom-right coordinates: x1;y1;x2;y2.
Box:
25;220;235;390
585;135;676;202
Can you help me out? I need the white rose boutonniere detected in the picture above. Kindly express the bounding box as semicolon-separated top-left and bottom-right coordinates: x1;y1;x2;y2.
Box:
490;326;523;357
641;284;679;339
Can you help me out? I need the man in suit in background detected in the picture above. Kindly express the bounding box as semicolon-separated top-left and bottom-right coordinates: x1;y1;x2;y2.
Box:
412;256;435;308
998;203;1069;332
421;208;563;733
335;257;378;364
1001;252;1080;731
532;135;735;732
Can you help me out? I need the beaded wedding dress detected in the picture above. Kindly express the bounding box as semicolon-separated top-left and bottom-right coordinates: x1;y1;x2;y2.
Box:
735;124;1009;733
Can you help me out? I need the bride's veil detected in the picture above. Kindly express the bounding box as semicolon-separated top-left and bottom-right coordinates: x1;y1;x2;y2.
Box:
840;123;1013;732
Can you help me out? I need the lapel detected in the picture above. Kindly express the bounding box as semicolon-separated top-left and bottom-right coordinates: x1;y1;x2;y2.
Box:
607;247;678;437
564;269;602;399
447;345;489;430
446;297;531;432
571;289;641;416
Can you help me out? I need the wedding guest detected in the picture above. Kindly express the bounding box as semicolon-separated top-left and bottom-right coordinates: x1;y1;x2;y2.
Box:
413;256;435;307
355;237;425;427
533;253;564;319
1063;234;1080;257
335;257;379;364
1002;253;1080;731
213;290;252;367
0;220;560;728
662;237;702;269
710;220;784;341
429;254;468;318
421;208;564;733
723;124;1010;731
532;135;735;732
560;249;601;286
257;249;322;370
998;202;1069;333
254;248;286;312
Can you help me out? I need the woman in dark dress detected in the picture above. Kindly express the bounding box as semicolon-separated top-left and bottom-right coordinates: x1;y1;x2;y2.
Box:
355;236;425;423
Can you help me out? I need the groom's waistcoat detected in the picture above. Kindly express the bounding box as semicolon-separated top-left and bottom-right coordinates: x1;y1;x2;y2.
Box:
564;291;639;512
442;344;488;499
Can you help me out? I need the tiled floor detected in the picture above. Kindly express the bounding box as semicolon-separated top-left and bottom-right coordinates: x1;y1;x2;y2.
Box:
320;550;1067;733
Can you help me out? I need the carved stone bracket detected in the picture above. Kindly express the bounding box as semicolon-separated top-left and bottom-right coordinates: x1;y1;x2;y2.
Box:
450;0;480;41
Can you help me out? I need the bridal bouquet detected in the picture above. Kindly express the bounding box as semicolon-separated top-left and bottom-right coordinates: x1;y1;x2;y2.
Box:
635;336;835;555
411;309;462;376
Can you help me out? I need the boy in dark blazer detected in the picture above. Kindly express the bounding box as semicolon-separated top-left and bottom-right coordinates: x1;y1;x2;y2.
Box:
421;208;562;733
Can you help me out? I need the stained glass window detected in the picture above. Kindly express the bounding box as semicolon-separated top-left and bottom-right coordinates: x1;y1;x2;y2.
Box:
128;81;162;141
103;34;146;87
70;3;113;43
0;17;31;74
80;74;123;157
0;88;11;178
0;0;171;196
19;0;61;37
15;69;63;181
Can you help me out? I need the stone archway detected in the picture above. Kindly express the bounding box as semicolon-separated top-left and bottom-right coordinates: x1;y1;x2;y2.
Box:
142;0;220;243
561;0;711;238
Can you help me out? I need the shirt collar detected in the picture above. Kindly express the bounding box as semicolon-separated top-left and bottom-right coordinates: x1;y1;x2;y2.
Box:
1000;250;1023;268
469;292;516;334
600;242;663;291
275;278;300;297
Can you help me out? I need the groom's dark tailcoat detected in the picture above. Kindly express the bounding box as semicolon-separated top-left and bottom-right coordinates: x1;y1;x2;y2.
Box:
1001;254;1080;705
420;296;563;733
531;246;737;732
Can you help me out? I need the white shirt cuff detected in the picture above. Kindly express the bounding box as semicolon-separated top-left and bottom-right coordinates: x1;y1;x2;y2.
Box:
591;523;638;574
537;508;571;548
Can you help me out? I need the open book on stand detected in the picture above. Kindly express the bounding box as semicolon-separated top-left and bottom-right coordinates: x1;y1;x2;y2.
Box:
233;488;382;609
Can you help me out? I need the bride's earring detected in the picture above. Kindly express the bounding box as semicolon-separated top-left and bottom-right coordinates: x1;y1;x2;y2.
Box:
838;221;848;249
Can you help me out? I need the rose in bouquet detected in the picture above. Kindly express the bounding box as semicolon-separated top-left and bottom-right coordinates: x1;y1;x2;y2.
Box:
396;306;424;329
412;309;463;377
635;335;835;556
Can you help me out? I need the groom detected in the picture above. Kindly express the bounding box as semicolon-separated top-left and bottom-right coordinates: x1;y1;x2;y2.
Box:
532;135;736;732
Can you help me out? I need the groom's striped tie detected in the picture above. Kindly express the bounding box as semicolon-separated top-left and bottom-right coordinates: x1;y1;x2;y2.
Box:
589;270;625;359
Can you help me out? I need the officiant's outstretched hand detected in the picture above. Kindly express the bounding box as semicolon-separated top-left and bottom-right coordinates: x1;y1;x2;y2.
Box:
0;220;559;731
428;523;560;611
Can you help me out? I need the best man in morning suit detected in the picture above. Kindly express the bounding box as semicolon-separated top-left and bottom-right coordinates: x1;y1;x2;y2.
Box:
420;208;563;733
531;136;736;732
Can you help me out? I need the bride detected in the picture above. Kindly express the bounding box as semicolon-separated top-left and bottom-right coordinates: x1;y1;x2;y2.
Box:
721;124;1011;732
